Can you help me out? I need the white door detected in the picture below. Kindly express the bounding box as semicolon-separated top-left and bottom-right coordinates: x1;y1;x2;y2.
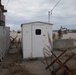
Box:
32;25;46;57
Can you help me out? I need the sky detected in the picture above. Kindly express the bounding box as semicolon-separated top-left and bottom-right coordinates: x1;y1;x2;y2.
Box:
2;0;76;30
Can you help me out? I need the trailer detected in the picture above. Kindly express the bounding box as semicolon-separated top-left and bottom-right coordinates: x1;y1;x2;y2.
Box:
21;21;53;59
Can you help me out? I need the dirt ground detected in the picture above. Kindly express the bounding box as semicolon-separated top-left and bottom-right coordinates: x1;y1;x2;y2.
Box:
0;48;31;75
0;47;51;75
1;47;76;75
0;48;76;75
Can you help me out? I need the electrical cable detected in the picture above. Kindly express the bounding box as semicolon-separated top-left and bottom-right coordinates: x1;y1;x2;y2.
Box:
5;0;10;8
54;24;76;26
51;0;62;15
4;0;10;16
48;0;62;23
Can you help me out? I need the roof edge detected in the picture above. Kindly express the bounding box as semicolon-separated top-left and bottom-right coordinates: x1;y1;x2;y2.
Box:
21;21;53;27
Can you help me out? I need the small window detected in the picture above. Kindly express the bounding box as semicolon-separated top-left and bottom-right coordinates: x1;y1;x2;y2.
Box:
35;29;41;35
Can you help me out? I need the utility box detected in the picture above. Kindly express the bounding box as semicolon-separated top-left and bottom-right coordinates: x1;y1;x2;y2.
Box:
21;21;53;59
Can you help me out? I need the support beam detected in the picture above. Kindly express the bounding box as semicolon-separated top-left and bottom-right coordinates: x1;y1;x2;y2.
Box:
0;0;7;26
0;0;1;6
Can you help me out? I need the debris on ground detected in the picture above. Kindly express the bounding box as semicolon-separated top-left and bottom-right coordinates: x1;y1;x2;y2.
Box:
0;47;33;75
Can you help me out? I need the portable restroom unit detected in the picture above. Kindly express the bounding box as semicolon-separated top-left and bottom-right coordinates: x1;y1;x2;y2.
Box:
21;21;53;59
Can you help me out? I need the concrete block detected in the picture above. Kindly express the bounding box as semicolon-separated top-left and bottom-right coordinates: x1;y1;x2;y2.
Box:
53;39;75;50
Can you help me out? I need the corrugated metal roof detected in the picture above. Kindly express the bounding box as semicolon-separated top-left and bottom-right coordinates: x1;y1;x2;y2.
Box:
21;21;53;27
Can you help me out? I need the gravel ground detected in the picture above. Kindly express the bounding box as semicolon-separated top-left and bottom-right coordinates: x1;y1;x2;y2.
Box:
0;48;34;75
0;32;76;75
0;47;51;75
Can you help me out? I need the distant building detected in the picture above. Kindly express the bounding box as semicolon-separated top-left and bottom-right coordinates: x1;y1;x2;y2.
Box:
0;0;7;26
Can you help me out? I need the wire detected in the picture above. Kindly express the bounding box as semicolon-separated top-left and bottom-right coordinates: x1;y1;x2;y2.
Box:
51;0;62;15
5;0;10;8
53;23;76;26
4;0;10;16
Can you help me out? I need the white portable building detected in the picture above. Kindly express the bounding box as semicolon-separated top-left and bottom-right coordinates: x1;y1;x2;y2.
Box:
21;21;53;59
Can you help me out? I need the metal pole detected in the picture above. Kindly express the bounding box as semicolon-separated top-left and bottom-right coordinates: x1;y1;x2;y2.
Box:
48;11;50;23
0;0;1;6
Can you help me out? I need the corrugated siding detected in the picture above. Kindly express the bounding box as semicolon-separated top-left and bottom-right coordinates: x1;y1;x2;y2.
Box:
0;20;5;26
0;27;10;61
0;12;5;21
